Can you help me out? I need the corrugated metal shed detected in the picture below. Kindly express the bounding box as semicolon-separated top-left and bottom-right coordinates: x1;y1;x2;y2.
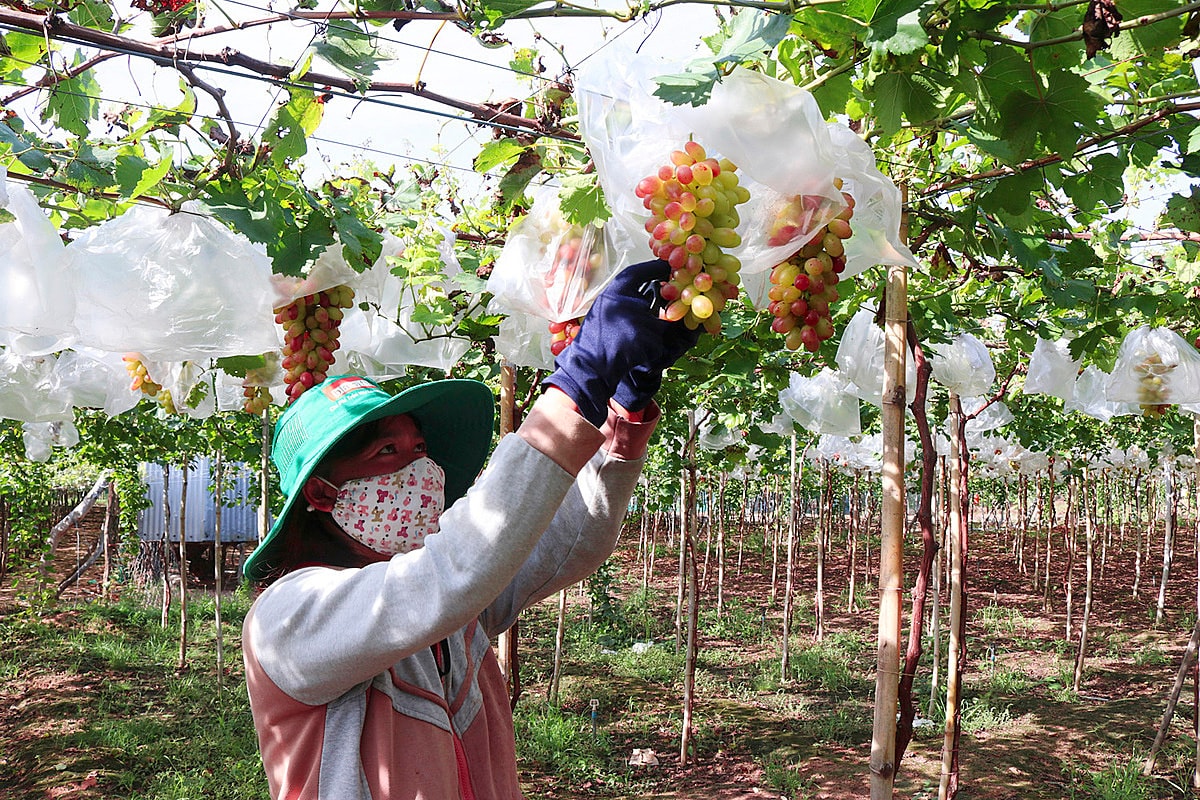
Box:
138;459;266;543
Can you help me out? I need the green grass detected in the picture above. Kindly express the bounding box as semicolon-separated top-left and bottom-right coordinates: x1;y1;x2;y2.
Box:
0;592;264;800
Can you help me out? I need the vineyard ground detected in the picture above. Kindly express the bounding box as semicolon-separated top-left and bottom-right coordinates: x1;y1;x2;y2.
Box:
1;507;1199;799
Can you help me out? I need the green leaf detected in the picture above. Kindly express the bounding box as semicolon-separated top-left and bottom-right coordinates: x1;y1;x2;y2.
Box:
64;142;118;191
263;89;324;165
0;120;54;172
474;0;542;26
131;81;196;137
844;0;927;52
45;65;101;138
1;31;49;68
1109;0;1186;62
214;355;268;377
1027;7;1083;71
68;0;115;30
1162;190;1200;233
411;300;455;327
496;155;542;211
979;170;1043;216
473;139;525;173
869;8;928;56
653;10;790;107
1061;153;1126;213
557;174;610;227
314;25;386;89
331;198;382;270
871;71;939;134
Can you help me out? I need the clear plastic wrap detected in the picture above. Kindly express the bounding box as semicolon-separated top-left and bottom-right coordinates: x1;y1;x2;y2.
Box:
575;42;843;277
488;186;615;323
1105;326;1200;410
52;348;141;417
961;396;1014;433
697;418;742;451
835;306;917;405
68;204;279;361
22;420;79;462
493;307;555;372
825;123;918;279
0;168;77;355
930;333;995;396
1067;365;1137;421
778;369;861;436
0;350;72;422
1024;336;1080;401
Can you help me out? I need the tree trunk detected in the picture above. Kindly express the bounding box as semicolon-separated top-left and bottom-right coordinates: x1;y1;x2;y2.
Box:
548;587;568;705
1156;457;1177;628
782;435;798;676
1144;618;1200;776
1073;470;1095;692
679;410;699;766
178;461;190;671
939;394;967;800
214;453;225;689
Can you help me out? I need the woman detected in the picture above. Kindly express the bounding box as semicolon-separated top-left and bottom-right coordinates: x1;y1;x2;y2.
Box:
241;259;696;799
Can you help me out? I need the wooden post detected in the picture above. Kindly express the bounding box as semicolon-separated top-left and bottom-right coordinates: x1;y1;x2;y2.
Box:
870;243;907;798
680;409;699;765
782;434;797;678
178;461;190;671
496;361;517;689
1194;418;1200;790
214;452;225;690
259;409;270;544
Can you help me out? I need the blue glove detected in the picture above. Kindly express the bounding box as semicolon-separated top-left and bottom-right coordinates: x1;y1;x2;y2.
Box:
542;259;701;426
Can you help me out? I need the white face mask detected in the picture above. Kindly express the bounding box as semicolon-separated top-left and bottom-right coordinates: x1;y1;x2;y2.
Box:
326;457;446;555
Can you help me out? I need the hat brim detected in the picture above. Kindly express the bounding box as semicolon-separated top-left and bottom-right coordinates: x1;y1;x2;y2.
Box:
243;379;494;583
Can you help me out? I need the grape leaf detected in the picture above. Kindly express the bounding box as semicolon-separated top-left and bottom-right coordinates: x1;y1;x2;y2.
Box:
871;71;939;134
558;173;610;227
263;89;323;165
1161;190;1200;233
45;66;101;138
473;139;525;173
0;120;54;172
314;25;386;90
1062;153;1125;213
653;10;791;107
474;0;542;26
215;355;268;378
65;142;118;191
869;8;927;56
1109;0;1185;62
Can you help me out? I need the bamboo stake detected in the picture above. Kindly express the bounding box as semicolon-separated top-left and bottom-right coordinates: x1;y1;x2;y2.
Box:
178;461;190;671
814;459;826;642
1073;469;1095;692
548;586;568;705
783;434;797;678
1195;418;1200;790
259;409;270;545
870;250;907;798
680;409;699;765
161;465;172;628
214;453;225;690
1156;453;1177;628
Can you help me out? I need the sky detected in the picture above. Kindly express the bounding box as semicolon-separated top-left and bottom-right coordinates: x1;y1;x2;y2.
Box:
76;2;724;195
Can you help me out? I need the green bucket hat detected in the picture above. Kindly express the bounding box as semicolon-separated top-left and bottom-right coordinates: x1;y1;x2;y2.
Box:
243;375;495;583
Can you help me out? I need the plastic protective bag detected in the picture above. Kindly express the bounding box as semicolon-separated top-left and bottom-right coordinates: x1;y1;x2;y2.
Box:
52;348;140;417
493;307;556;372
835;306;917;406
69;204;278;361
778;369;861;436
961;396;1013;433
338;233;471;376
1024;336;1080;401
489;186;615;323
1067;365;1137;421
22;420;79;462
697;417;742;451
825;124;917;279
0;350;72;422
930;334;995;396
0;167;77;355
575;42;843;277
1105;326;1200;408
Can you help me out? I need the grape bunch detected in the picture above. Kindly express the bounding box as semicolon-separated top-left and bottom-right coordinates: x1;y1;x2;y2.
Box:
548;318;582;356
242;383;272;415
766;192;855;352
1134;354;1172;417
123;354;163;397
277;285;356;403
634;141;749;334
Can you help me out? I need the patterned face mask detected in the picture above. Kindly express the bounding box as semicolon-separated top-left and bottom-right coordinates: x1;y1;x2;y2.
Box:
326;457;446;555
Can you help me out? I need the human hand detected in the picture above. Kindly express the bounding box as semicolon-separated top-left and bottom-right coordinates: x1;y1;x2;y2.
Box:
542;259;701;426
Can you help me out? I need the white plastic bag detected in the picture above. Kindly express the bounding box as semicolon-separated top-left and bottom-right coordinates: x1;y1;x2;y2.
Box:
492;307;555;372
930;333;995;396
69;204;278;360
825;124;918;279
1024;336;1080;401
0;350;72;422
488;186;615;324
1067;365;1137;421
52;348;140;417
575;44;842;276
697;417;742;451
1105;326;1200;408
0;168;77;355
778;369;861;436
22;420;79;462
835;306;917;406
961;396;1013;433
338;234;470;375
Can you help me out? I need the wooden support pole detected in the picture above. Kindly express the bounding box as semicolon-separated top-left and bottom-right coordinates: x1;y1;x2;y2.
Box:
870;249;907;798
496;361;517;690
